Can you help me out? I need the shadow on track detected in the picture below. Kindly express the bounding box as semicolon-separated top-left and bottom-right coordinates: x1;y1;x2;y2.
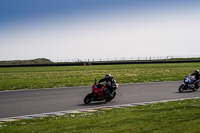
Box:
78;101;107;106
175;90;195;93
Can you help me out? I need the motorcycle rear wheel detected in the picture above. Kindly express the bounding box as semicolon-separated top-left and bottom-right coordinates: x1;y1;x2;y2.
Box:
105;92;116;102
193;87;198;91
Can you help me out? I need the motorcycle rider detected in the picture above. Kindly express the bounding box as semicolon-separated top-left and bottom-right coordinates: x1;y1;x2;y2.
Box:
191;70;200;88
97;74;116;97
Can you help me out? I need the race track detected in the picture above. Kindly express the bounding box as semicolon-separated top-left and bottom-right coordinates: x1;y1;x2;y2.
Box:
1;81;200;119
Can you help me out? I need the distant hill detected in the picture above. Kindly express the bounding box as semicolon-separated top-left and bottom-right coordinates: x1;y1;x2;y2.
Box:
0;58;52;65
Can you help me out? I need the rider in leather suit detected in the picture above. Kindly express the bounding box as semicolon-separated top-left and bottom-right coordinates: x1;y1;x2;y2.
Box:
97;74;116;96
191;70;200;88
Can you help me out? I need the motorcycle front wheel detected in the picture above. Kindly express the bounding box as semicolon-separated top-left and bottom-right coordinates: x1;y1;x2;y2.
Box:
84;93;94;104
179;84;185;92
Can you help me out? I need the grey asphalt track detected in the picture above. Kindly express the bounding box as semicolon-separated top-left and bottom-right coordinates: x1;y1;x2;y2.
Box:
0;81;200;119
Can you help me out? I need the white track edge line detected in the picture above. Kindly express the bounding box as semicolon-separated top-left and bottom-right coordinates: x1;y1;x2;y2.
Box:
0;96;199;122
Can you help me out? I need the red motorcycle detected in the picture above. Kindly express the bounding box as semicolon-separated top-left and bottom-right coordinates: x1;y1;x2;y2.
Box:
84;79;119;104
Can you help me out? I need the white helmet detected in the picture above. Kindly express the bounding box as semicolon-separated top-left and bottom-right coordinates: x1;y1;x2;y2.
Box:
195;70;199;74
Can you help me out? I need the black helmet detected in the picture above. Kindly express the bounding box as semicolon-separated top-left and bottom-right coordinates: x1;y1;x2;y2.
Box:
105;74;111;79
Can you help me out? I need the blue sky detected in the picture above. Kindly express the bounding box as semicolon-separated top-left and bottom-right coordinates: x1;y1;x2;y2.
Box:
0;0;200;61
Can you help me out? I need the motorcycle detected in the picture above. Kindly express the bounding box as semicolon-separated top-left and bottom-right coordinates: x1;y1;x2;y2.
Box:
84;79;119;104
179;75;199;92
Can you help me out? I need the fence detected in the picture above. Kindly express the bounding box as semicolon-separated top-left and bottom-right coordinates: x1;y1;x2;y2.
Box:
52;55;200;63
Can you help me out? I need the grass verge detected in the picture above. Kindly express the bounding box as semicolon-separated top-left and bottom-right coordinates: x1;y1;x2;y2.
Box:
0;63;200;91
1;98;200;133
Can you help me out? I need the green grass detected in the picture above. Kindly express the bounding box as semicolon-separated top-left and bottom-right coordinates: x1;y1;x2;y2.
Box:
1;98;200;133
0;63;200;91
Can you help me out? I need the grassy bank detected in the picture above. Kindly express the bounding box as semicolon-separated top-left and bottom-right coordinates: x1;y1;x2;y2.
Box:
0;58;52;65
1;98;200;133
0;63;199;91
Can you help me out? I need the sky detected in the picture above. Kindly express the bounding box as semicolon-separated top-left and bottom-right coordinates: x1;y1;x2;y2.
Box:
0;0;200;62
